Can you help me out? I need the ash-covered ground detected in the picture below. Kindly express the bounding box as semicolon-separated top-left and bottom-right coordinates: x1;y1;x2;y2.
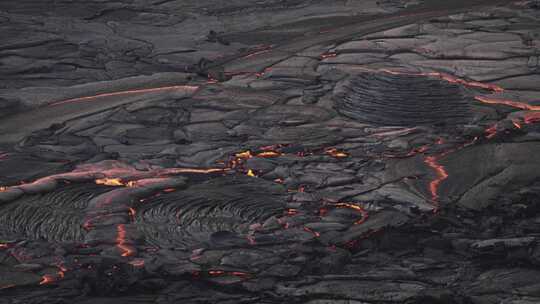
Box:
1;0;540;303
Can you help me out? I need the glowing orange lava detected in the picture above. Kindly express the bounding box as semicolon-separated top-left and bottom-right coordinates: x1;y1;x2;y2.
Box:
334;202;369;225
474;96;540;111
49;85;199;106
246;169;257;177
256;151;281;158
424;155;448;204
325;148;349;158
95;178;127;186
320;52;338;59
116;224;134;257
235;151;253;159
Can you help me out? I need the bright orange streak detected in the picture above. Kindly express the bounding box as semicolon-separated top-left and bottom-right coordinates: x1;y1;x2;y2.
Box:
49;85;199;106
325;148;349;158
0;186;7;192
380;69;504;92
424;155;448;203
235;151;252;159
334;203;369;225
256;151;281;158
116;224;134;257
475;96;540;111
320;52;338;59
39;275;56;285
95;178;126;186
164;168;227;174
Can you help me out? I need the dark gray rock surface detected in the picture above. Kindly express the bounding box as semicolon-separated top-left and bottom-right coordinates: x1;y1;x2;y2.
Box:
1;0;540;303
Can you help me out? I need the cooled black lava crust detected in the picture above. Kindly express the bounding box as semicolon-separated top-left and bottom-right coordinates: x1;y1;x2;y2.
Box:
335;72;472;126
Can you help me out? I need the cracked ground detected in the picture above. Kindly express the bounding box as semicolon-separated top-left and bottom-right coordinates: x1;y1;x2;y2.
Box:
1;0;540;303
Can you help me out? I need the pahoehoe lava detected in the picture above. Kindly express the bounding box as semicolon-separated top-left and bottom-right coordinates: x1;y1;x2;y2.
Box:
0;183;111;242
2;0;540;303
335;73;472;126
135;176;287;249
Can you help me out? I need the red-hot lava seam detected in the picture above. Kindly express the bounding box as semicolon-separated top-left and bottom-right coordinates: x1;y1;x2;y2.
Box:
39;265;67;285
333;203;369;225
474;96;540;111
423;155;448;204
231;146;349;177
116;224;134;257
341;66;505;93
48;85;200;106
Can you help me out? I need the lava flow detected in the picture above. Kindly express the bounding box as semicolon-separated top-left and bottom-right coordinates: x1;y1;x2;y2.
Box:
424;155;448;204
116;224;134;257
475;96;540;111
48;85;200;106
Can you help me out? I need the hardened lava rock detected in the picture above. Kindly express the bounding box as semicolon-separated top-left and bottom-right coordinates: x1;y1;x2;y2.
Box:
334;72;473;126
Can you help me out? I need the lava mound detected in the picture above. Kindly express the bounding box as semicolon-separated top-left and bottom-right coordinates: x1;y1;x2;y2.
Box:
334;72;472;126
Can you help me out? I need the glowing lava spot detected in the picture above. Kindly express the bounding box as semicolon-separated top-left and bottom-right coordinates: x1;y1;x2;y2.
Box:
325;148;349;158
95;178;126;186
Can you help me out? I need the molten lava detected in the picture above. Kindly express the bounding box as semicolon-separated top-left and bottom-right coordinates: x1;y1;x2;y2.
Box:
256;151;281;158
424;155;448;204
474;96;540;111
95;178;128;186
320;52;338;59
49;85;200;106
325;148;349;158
235;151;253;159
116;224;134;257
333;203;369;225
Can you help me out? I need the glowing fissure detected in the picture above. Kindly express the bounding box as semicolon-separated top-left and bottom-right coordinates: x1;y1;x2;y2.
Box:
424;155;448;204
116;224;134;257
48;85;200;107
333;202;369;225
474;96;540;111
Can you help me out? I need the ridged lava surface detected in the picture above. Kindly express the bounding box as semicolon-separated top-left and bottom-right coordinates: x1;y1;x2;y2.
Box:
335;73;472;126
135;176;286;249
0;183;110;242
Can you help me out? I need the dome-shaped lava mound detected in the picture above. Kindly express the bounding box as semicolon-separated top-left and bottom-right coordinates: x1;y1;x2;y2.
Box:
334;72;472;126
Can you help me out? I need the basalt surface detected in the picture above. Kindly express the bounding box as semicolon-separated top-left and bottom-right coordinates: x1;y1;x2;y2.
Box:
1;1;540;304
